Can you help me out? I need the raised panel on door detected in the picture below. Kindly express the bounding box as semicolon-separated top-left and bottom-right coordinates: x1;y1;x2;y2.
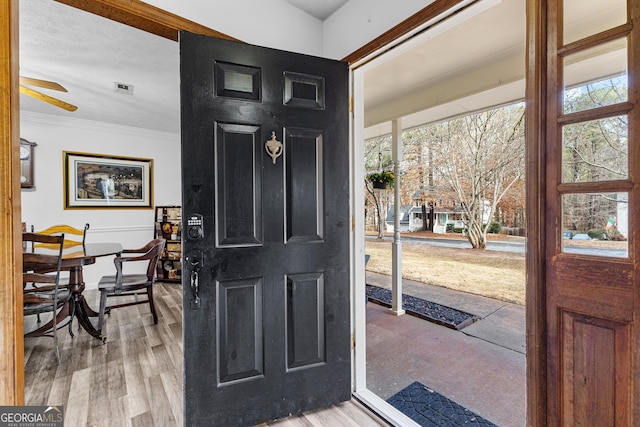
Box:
217;277;264;385
286;272;325;370
284;127;323;243
214;122;263;247
559;311;630;426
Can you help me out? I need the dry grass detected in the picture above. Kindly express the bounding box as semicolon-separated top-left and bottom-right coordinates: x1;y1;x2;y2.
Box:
366;239;526;305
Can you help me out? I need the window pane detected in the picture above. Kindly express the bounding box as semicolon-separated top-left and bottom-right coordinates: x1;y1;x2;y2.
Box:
562;192;628;258
562;115;628;183
563;0;626;45
563;39;627;114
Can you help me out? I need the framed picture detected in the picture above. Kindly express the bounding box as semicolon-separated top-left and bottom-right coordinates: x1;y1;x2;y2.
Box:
63;151;153;209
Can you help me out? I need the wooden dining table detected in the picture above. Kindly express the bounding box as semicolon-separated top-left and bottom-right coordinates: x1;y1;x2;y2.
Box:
26;242;123;342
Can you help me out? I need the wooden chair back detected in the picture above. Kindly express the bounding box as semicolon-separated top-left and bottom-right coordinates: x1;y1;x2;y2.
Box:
22;232;67;363
31;223;90;248
112;239;166;292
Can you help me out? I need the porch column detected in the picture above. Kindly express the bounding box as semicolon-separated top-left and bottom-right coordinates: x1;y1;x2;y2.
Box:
390;119;405;316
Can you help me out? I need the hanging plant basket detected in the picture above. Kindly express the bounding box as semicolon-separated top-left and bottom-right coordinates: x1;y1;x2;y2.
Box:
367;171;394;189
372;181;388;189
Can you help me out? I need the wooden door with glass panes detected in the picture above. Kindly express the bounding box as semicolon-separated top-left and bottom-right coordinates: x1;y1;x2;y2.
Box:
539;0;639;423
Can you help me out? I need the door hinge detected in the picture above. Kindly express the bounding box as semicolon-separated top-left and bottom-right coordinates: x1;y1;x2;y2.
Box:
351;215;355;231
351;333;355;349
349;96;354;113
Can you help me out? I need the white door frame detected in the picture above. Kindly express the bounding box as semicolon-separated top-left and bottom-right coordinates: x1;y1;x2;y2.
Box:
349;1;505;424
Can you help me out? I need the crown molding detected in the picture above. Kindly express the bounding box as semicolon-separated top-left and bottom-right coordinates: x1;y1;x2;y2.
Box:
20;111;179;140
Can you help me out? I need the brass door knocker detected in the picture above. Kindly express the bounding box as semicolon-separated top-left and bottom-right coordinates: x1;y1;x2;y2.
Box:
265;131;283;164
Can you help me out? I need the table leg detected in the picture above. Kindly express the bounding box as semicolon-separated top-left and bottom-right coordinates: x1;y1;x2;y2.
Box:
68;299;75;338
72;294;106;343
68;265;106;343
81;298;100;317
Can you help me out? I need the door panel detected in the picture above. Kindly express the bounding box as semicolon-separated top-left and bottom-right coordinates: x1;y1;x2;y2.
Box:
180;32;350;426
285;128;323;242
218;277;264;384
559;311;629;426
214;61;262;101
215;123;263;247
286;272;325;369
283;72;325;109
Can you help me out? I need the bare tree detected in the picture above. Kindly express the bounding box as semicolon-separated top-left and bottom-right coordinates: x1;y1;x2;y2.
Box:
401;128;431;230
365;180;390;238
364;136;393;238
562;76;628;235
430;104;525;249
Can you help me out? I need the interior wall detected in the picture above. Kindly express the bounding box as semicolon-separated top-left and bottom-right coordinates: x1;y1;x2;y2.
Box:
124;0;433;60
20;112;181;288
139;0;324;56
322;0;434;59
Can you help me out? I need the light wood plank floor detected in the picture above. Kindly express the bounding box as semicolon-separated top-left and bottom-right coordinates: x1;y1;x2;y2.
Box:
24;283;386;427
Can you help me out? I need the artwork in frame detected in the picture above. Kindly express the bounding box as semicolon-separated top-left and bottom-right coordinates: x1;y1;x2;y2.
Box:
63;151;153;209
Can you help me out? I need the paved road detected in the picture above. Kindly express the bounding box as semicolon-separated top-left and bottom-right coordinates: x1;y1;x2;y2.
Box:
368;234;628;257
369;234;525;253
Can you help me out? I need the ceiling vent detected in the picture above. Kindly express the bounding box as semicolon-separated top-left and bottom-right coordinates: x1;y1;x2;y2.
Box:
114;82;134;95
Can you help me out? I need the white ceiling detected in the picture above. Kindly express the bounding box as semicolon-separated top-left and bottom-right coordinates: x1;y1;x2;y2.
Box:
20;0;180;133
19;0;351;134
363;0;525;135
284;0;349;20
19;0;625;138
20;0;519;135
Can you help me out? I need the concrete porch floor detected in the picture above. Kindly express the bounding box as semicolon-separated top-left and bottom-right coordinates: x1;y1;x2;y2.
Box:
365;272;526;427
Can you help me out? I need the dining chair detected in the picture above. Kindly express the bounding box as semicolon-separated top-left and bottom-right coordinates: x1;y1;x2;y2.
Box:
22;232;69;363
29;223;89;324
97;239;166;339
31;223;90;248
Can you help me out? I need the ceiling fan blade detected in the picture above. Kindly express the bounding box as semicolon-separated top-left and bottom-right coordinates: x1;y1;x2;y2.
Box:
20;76;68;92
19;85;78;112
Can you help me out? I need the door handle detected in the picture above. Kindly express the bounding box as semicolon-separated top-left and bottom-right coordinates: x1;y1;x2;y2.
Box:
186;251;203;310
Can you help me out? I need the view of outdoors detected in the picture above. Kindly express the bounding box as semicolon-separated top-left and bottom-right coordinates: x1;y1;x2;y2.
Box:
366;73;628;261
364;71;628;425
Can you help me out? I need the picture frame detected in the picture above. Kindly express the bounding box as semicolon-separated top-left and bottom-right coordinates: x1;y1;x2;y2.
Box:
63;151;153;209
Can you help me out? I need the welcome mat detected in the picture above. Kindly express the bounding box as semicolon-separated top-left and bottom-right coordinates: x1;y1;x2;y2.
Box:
387;381;498;426
366;284;479;330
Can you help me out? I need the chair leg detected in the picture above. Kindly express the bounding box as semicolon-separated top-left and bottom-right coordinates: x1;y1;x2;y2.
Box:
147;285;158;324
53;329;61;364
98;290;108;337
52;307;60;364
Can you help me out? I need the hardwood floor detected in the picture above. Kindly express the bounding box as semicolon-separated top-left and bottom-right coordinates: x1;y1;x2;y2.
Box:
23;283;385;427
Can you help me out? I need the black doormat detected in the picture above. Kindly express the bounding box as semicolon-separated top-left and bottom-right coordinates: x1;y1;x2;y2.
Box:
366;284;479;330
387;381;498;426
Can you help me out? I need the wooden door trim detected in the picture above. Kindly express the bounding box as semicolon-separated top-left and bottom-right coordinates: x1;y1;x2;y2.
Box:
0;0;23;406
524;0;547;425
0;0;552;418
54;0;238;42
